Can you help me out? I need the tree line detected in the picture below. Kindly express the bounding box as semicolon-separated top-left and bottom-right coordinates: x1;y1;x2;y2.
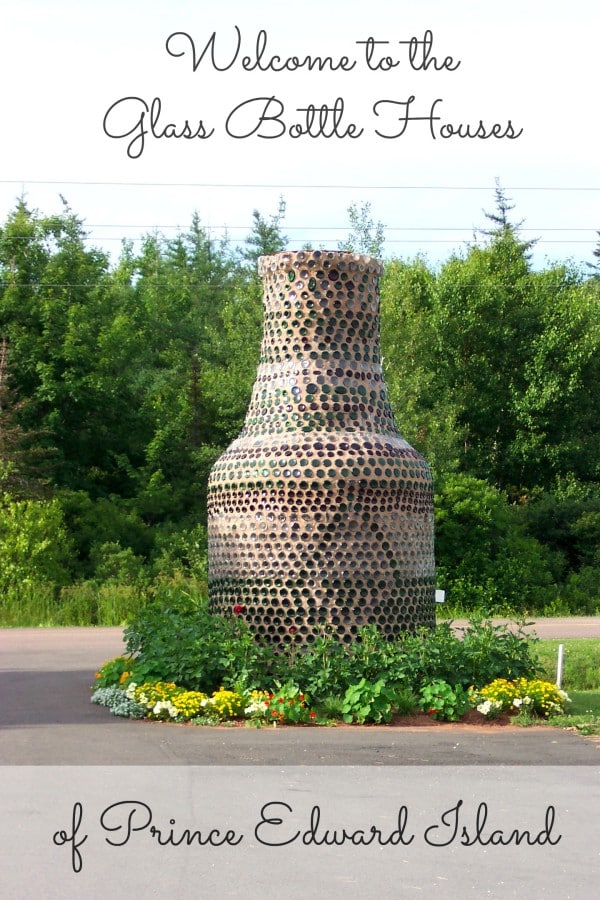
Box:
0;192;598;622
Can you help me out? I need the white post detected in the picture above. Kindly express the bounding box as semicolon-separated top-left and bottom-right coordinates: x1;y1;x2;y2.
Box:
556;644;564;688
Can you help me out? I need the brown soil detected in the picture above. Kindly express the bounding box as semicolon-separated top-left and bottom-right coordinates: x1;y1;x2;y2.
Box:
388;709;518;728
154;709;537;730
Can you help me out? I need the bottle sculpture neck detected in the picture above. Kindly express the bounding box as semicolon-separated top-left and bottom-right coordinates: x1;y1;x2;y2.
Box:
240;250;398;438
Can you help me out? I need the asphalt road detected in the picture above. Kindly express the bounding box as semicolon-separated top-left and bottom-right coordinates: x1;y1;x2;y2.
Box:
0;620;599;766
448;616;600;640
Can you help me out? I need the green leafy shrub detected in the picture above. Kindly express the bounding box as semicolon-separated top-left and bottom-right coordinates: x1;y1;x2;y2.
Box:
150;523;208;582
123;591;539;698
94;655;133;688
0;496;74;592
117;586;540;721
280;625;409;699
278;634;355;698
435;474;556;612
341;678;409;725
452;619;539;687
374;619;539;691
123;599;226;690
250;683;318;725
60;492;153;580
123;593;276;692
418;680;471;721
559;566;600;616
91;541;148;586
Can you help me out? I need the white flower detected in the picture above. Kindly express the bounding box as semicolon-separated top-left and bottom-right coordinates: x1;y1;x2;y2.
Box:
244;700;268;715
153;701;178;718
477;699;503;716
513;698;522;708
125;682;137;699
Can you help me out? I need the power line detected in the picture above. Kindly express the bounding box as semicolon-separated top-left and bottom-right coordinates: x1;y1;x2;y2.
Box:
2;179;600;191
3;224;598;238
2;236;597;245
74;225;600;233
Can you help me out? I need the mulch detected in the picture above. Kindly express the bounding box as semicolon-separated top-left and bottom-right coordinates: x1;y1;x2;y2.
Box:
387;709;521;728
144;709;535;729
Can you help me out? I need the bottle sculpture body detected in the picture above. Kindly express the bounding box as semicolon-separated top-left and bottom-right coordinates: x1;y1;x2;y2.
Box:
208;250;435;647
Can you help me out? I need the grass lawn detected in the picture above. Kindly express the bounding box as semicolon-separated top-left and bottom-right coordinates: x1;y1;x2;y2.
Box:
534;639;600;735
566;690;600;715
547;691;600;736
534;638;600;690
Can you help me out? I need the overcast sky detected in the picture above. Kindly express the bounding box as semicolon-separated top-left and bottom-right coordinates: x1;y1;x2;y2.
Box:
2;0;599;269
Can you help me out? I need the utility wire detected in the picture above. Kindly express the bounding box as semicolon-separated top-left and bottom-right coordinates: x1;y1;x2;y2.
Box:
2;179;600;191
63;225;600;232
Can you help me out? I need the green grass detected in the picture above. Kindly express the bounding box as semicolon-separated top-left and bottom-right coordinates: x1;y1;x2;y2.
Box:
534;638;600;690
547;690;600;735
0;582;143;627
534;641;600;735
0;575;208;627
567;690;600;715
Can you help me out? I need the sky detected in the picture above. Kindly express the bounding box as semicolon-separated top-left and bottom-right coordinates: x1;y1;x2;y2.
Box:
1;0;599;270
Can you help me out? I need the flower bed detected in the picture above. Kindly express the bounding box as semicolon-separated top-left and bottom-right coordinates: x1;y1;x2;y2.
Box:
92;658;570;727
91;608;570;727
92;672;322;725
470;678;570;719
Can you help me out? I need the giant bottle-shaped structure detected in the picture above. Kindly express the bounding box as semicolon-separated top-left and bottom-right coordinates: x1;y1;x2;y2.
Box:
207;250;435;647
